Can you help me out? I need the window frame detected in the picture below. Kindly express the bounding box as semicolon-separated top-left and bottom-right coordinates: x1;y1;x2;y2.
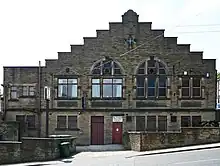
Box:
57;78;78;99
56;115;78;130
91;60;123;99
22;86;35;97
91;78;123;99
136;59;167;99
10;86;18;99
180;76;202;99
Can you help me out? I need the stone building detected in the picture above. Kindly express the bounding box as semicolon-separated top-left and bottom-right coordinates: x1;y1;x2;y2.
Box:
2;10;217;145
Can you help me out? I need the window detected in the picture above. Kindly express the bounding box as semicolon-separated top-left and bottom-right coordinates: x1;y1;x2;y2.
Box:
158;116;167;131
22;86;35;96
192;116;201;127
57;115;78;130
91;59;123;98
181;116;191;127
68;116;77;129
126;116;132;122
58;78;78;99
136;116;145;131
136;57;167;98
192;78;201;97
181;77;201;98
147;116;156;131
10;86;18;99
26;115;35;129
181;77;190;97
57;116;66;129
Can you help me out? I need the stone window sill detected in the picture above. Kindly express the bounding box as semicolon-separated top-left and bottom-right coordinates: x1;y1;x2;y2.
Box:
55;98;80;100
89;97;126;100
55;128;80;131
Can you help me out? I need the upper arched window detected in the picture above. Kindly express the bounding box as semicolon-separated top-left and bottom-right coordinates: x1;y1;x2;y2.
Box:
136;57;167;98
91;58;123;98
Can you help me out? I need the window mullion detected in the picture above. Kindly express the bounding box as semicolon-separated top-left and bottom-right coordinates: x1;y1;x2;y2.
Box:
145;77;148;98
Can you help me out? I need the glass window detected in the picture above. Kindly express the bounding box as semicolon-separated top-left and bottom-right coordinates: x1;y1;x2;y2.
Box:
29;86;35;96
10;86;17;99
113;84;122;97
92;85;100;97
58;78;77;98
57;116;66;129
22;86;28;96
103;84;113;97
68;116;77;129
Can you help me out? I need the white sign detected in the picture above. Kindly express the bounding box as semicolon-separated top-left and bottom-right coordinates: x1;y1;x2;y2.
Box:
113;116;123;122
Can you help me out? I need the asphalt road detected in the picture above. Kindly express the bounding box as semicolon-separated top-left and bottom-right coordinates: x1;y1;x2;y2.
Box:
6;146;220;166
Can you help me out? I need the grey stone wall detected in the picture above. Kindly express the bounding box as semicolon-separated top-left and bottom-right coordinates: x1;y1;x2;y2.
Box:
0;136;76;165
128;127;220;151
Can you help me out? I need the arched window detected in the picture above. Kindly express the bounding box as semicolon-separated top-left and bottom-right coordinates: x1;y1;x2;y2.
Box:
136;57;167;98
91;58;123;98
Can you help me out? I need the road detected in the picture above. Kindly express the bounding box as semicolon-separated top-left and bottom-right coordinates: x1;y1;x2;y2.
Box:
5;146;220;166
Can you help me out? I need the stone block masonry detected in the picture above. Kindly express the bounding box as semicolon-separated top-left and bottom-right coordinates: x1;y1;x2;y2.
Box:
0;136;76;165
128;127;220;151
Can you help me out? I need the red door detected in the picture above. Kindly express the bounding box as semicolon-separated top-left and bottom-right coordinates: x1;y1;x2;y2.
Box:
91;116;104;145
112;122;123;144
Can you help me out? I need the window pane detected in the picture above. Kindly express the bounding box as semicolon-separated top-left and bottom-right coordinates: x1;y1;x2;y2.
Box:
137;87;145;97
11;92;17;99
113;79;122;83
92;85;100;97
57;116;66;129
159;77;166;87
11;86;17;91
181;116;191;127
58;79;67;84
113;84;122;97
182;78;189;87
159;69;166;74
68;79;77;84
137;76;145;87
147;116;156;131
192;116;201;127
159;88;166;97
147;60;155;67
58;85;67;97
193;78;200;87
148;88;155;97
193;88;201;97
138;68;145;74
148;77;156;87
23;87;28;96
158;116;167;131
182;88;189;97
147;68;157;75
103;61;112;75
92;79;100;84
26;115;35;128
103;85;112;97
103;79;112;83
114;68;121;75
136;116;145;131
92;68;101;75
67;84;77;98
29;86;35;96
68;116;77;129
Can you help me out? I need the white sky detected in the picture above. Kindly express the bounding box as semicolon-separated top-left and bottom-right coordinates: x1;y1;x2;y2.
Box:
0;0;220;93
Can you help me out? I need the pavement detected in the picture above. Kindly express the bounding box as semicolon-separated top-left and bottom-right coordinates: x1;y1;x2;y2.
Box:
3;143;220;166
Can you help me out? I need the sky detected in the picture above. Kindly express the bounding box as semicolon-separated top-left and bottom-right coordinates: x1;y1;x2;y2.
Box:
0;0;220;93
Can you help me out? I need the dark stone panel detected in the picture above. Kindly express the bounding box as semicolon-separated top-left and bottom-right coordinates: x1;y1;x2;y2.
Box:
91;101;122;107
136;101;167;108
181;101;202;107
57;101;78;107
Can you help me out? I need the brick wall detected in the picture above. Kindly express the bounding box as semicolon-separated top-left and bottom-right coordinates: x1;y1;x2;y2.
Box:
0;136;76;165
128;127;220;151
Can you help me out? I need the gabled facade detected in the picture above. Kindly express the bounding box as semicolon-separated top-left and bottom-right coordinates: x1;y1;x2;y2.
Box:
3;10;216;145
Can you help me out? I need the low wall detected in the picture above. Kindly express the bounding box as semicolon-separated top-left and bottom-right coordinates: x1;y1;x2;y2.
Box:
128;127;220;151
0;136;76;165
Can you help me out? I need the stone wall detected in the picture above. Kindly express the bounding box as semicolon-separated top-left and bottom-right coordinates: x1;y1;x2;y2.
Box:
128;127;220;151
0;136;76;165
0;121;19;141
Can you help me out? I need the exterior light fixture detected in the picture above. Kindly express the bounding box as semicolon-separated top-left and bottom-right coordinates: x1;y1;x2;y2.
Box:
183;71;188;75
